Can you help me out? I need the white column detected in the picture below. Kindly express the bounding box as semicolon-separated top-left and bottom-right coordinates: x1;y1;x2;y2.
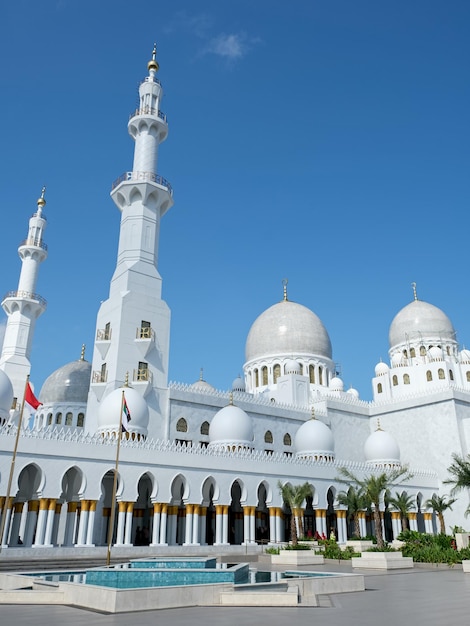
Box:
192;505;200;545
249;507;256;544
359;513;367;538
391;513;401;539
75;502;89;546
243;507;250;544
222;506;229;544
115;504;126;545
43;501;56;547
336;510;347;543
124;503;134;545
214;506;223;545
86;502;96;546
184;504;193;545
424;513;434;534
269;508;277;543
1;501;13;547
276;510;283;542
32;500;48;546
199;507;207;545
169;507;178;545
151;504;161;545
159;505;168;545
23;502;38;547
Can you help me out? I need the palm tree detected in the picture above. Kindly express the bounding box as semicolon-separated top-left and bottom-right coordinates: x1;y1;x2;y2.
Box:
425;494;456;534
445;453;470;502
337;466;411;549
388;491;415;532
337;486;369;539
278;481;313;546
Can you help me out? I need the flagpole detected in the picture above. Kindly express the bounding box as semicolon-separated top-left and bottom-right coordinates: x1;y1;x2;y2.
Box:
0;375;30;554
106;386;126;567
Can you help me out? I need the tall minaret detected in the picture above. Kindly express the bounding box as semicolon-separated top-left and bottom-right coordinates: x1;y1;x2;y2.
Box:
0;189;48;404
86;46;173;437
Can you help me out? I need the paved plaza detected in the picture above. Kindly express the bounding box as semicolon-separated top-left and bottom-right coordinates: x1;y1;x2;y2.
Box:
1;565;469;626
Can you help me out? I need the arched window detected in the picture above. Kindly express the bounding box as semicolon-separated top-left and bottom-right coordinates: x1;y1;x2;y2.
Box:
447;346;451;356
438;368;445;380
200;421;209;435
77;413;85;427
377;383;383;394
273;364;281;383
319;367;323;385
403;349;408;358
449;370;454;381
392;375;398;386
283;433;292;446
55;412;62;425
264;430;273;444
410;348;416;358
420;346;426;356
262;366;268;386
403;374;410;385
467;371;470;382
65;412;73;426
254;369;259;387
426;370;433;382
176;417;188;433
309;365;315;384
47;413;53;426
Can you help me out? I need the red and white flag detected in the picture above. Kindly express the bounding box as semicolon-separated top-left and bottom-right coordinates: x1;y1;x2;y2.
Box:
25;382;41;411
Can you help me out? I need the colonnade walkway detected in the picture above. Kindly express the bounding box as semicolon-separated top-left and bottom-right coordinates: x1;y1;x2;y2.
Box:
0;554;469;625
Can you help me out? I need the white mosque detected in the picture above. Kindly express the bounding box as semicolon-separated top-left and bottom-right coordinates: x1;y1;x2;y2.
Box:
0;48;468;551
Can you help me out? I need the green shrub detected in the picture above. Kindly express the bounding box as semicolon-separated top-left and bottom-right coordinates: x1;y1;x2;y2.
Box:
265;546;280;555
366;545;396;552
284;543;312;550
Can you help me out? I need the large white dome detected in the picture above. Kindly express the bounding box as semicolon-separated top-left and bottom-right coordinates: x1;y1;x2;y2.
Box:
209;404;253;450
245;300;332;362
389;299;455;349
97;387;149;437
294;418;335;460
364;427;400;466
40;359;91;404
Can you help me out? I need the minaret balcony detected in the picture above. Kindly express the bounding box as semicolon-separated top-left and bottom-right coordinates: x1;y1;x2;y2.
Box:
2;290;47;312
135;326;155;358
112;171;173;197
91;369;107;400
129;107;167;122
96;327;112;359
132;368;153;397
19;238;48;252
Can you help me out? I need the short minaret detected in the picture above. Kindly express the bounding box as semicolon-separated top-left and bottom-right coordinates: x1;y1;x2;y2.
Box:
0;189;48;404
86;46;173;437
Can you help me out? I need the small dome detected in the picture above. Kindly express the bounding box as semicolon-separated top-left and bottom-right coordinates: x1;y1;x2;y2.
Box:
329;376;344;392
428;346;443;361
294;418;334;459
209;404;253;449
0;370;14;417
389;299;455;349
364;427;400;466
245;300;332;362
232;376;246;392
285;359;301;375
347;387;360;399
375;361;390;376
97;387;149;436
460;349;470;364
39;359;91;404
190;379;215;392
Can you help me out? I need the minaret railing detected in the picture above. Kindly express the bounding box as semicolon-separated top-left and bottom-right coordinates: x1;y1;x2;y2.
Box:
19;238;48;251
111;171;173;195
2;290;47;307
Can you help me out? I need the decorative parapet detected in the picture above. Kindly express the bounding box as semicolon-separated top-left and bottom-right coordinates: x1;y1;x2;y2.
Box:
0;424;437;478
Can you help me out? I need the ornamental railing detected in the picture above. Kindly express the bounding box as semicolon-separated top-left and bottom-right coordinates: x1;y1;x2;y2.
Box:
111;171;173;196
92;370;107;384
2;290;47;307
96;328;112;341
19;238;48;251
129;107;167;122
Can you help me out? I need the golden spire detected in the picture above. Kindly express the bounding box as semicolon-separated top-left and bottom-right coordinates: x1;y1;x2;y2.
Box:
376;418;382;431
80;344;86;360
124;372;129;387
282;278;288;302
229;391;234;405
199;367;204;381
37;186;46;209
148;42;159;73
411;282;418;301
311;405;316;420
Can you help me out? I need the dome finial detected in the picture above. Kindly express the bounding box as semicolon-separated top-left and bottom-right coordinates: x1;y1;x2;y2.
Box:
311;405;316;420
411;282;418;301
282;278;288;302
147;42;159;74
80;344;85;360
124;371;129;387
229;391;234;405
376;418;382;431
37;186;46;209
199;367;204;381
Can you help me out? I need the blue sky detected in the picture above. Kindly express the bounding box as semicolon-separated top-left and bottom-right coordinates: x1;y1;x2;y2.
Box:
1;0;469;400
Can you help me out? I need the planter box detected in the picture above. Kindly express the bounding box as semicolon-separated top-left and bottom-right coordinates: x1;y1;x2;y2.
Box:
455;533;470;550
271;550;324;566
352;551;413;570
462;560;470;573
345;540;374;553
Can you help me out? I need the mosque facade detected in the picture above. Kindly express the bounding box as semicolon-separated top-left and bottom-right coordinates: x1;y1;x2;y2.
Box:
0;49;468;551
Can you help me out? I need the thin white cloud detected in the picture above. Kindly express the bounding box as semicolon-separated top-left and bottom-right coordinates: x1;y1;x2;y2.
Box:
206;33;248;60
